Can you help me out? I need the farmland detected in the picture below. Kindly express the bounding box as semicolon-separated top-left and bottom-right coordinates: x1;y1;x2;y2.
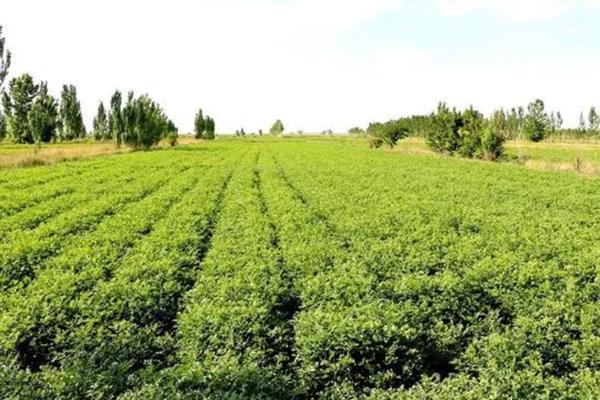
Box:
0;138;599;399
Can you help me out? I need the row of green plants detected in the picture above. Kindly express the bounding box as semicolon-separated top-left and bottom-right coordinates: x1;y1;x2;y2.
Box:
0;147;235;398
0;156;130;217
268;142;600;398
0;169;206;398
1;137;598;399
0;154;192;290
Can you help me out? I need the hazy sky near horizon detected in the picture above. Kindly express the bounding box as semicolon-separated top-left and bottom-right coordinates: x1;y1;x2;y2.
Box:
2;0;600;133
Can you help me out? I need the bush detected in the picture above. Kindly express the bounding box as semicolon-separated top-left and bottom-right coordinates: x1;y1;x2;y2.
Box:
424;103;504;161
480;124;505;161
426;102;461;153
367;121;407;148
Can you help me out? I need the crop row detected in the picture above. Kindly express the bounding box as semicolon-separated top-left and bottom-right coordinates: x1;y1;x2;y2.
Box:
0;165;137;241
266;142;600;397
0;163;187;290
1;140;598;398
0;149;239;399
0;150;203;218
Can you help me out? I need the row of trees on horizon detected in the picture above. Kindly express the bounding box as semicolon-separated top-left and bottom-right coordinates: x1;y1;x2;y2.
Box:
365;100;600;140
0;26;213;149
2;25;600;150
366;98;581;162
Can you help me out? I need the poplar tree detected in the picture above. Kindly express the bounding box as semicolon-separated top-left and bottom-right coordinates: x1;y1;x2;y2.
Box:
119;92;173;149
0;26;10;140
28;82;59;145
507;108;519;139
588;106;599;134
2;74;39;143
194;108;206;139
579;112;586;133
549;111;557;132
109;90;124;146
204;116;215;139
556;112;563;131
59;84;86;140
121;91;136;142
270;119;284;136
0;25;10;94
93;101;109;140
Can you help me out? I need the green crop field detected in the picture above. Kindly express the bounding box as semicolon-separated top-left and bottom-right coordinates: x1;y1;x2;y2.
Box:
1;138;599;399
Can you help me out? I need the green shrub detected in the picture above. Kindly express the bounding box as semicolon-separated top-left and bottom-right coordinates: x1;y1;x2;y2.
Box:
367;121;407;148
479;123;505;161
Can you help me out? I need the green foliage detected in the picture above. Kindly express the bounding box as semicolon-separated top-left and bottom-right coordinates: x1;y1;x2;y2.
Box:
0;109;6;140
0;140;597;398
204;116;215;139
427;102;462;153
456;106;484;158
479;123;504;160
270;119;284;136
119;91;175;149
194;108;205;139
165;119;178;146
92;101;109;140
109;90;124;147
588;106;599;133
2;73;39;143
194;108;215;140
59;84;86;140
348;126;365;134
367;120;407;148
421;103;505;161
0;25;7;140
523;99;548;142
0;25;11;94
28;82;59;145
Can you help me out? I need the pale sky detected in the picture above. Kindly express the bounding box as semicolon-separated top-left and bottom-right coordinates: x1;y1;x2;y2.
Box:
2;0;600;133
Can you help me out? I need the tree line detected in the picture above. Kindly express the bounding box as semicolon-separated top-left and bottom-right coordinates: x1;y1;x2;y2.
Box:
0;26;216;150
366;98;600;161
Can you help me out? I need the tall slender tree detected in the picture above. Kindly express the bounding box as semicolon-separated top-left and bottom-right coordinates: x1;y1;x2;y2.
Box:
109;90;124;146
2;74;39;143
507;108;520;139
0;25;11;94
121;91;136;142
59;84;86;140
579;111;586;133
588;106;599;133
0;26;10;140
93;101;109;140
556;111;563;131
194;108;206;139
28;82;59;146
549;111;557;132
205;116;215;139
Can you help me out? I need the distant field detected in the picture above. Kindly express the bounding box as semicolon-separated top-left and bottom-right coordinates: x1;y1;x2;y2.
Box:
0;138;598;398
